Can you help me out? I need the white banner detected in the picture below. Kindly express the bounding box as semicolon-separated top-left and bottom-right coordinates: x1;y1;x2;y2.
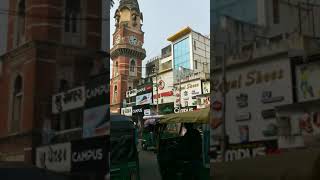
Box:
52;86;85;114
36;142;72;172
121;107;132;116
136;93;152;105
175;80;202;108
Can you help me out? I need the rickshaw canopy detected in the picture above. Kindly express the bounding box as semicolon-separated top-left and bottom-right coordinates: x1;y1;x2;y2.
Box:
160;108;209;124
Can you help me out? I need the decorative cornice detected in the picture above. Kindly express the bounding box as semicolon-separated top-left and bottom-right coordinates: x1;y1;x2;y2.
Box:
110;44;146;60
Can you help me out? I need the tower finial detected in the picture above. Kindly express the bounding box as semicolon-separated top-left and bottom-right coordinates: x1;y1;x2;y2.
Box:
118;0;140;12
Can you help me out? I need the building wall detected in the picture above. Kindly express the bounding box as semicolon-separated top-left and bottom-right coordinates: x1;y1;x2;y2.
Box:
0;0;8;55
6;0;102;51
191;31;210;73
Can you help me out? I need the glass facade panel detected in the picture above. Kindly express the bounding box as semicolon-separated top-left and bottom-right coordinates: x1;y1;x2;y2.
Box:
173;37;190;70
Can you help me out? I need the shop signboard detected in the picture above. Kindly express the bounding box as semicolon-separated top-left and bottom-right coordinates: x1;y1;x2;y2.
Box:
197;96;210;109
83;104;109;138
136;84;153;95
132;105;151;116
52;86;85;114
153;71;175;104
85;74;109;108
36;136;109;173
71;136;108;172
159;103;174;114
126;89;137;98
174;80;202;108
36;142;72;172
211;58;292;144
174;106;196;113
136;93;152;105
202;81;210;94
296;61;320;102
211;140;279;162
121;107;132;116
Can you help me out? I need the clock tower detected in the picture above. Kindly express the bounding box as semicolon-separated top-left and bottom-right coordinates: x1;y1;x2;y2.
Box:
110;0;146;113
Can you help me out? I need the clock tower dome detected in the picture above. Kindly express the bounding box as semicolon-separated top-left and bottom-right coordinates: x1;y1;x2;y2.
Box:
110;0;146;113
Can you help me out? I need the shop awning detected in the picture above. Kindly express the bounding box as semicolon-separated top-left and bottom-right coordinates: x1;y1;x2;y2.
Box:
160;108;209;124
212;149;320;180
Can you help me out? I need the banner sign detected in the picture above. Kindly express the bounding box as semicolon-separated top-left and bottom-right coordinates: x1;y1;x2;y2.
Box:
71;136;108;172
136;84;153;95
36;136;109;173
126;89;137;98
296;61;320;102
83;104;109;138
121;107;132;116
52;86;85;114
211;140;279;162
85;74;109;109
136;93;152;105
175;80;202;108
36;142;72;172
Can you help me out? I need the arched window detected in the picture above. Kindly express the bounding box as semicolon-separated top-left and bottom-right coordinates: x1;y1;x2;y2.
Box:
113;85;118;103
11;75;23;133
114;61;119;76
16;0;26;46
130;59;135;72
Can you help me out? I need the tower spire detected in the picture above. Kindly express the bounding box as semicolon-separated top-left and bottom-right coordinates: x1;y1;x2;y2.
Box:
118;0;140;12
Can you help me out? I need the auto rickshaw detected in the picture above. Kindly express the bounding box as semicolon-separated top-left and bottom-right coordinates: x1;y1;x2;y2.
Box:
156;108;210;180
110;114;140;180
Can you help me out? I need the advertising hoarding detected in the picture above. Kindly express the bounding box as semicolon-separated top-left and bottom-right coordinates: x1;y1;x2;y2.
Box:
174;80;202;108
153;71;175;104
211;58;293;144
83;105;109;138
121;107;132;116
296;61;320;102
52;86;85;114
136;93;152;105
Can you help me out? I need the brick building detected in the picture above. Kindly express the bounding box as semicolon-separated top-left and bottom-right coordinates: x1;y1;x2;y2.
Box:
0;0;106;164
110;0;146;113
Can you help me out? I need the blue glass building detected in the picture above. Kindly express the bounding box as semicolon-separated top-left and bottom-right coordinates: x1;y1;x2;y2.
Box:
173;37;190;69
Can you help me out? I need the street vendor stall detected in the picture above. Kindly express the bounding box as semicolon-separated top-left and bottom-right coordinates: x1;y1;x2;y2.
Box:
212;149;320;180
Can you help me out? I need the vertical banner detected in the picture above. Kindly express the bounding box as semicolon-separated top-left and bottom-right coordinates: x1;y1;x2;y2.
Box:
83;74;109;138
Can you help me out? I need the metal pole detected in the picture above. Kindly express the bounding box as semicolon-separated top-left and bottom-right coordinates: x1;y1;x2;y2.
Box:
155;67;159;114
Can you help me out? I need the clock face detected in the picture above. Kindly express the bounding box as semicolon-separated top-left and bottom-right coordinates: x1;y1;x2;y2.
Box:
115;35;120;44
129;35;138;45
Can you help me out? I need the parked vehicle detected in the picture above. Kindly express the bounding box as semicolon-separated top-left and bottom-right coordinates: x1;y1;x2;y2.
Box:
110;114;140;180
156;108;210;180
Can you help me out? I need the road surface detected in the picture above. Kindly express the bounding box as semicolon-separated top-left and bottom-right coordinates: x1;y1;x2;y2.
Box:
138;142;162;180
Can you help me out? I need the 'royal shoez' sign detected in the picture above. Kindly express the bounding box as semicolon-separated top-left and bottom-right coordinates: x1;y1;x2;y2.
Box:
211;59;292;144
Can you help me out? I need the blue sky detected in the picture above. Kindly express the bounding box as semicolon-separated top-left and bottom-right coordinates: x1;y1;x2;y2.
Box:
110;0;210;77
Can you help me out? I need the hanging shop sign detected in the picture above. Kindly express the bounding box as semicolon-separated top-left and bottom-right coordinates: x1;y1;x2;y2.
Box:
71;136;108;172
211;140;279;162
36;136;109;173
126;89;137;98
36;142;72;172
158;103;174;114
121;107;132;116
52;86;85;114
174;106;196;113
235;112;251;122
202;81;210;94
85;74;109;108
136;93;152;105
197;96;211;109
295;61;320;102
261;91;284;104
83;104;109;138
175;80;202;108
136;84;153;95
236;93;248;108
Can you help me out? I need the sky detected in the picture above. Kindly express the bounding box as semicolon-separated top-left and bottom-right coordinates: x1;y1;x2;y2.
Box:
110;0;210;77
